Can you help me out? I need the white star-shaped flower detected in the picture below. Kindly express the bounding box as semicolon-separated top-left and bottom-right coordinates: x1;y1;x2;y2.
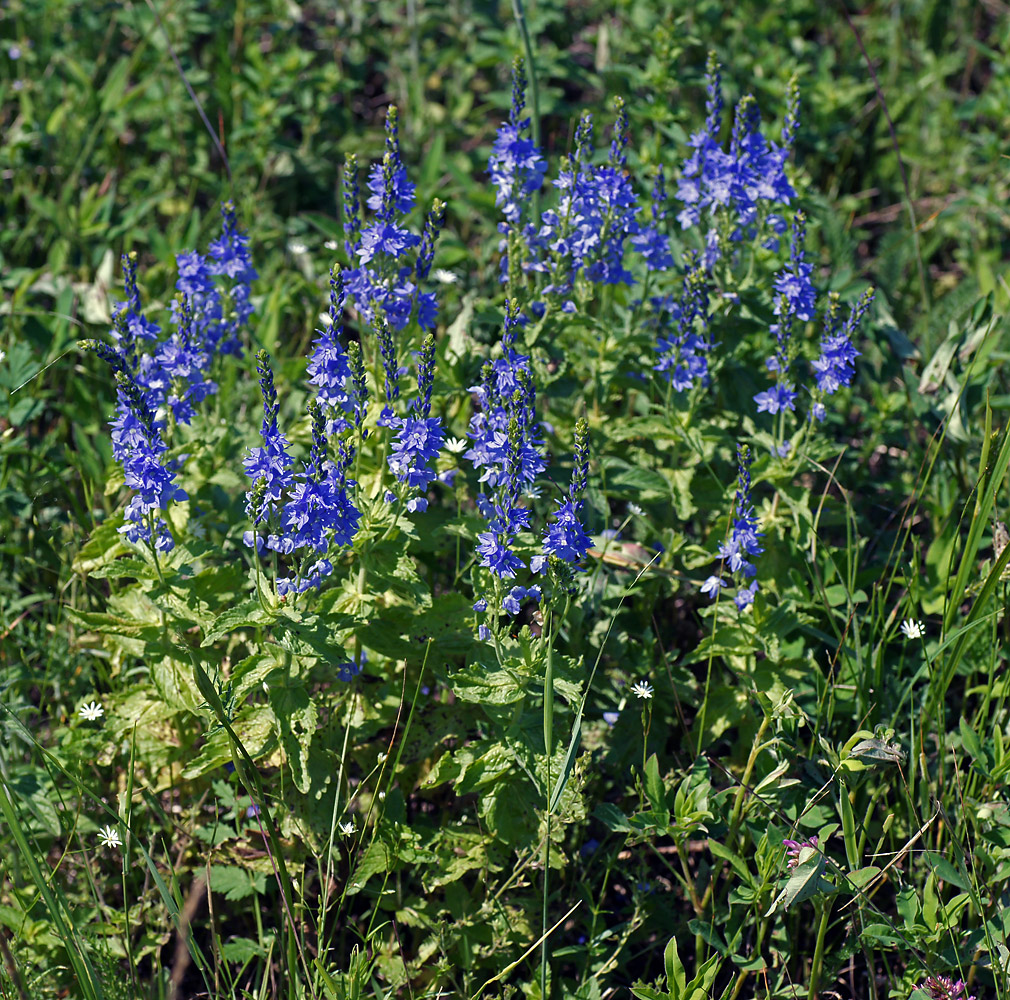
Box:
631;680;654;700
78;701;104;722
97;825;122;849
433;269;458;284
444;437;467;454
899;619;925;640
339;819;355;837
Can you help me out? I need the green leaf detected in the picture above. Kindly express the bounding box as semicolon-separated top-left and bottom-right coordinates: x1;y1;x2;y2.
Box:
209;864;266;901
452;664;525;705
594;803;632;832
766;852;832;914
630;988;669;1000
273;612;352;661
269;681;323;796
664;936;687;999
846;866;882;890
924;851;970;892
347;838;395;895
202;600;277;646
708;839;753;887
959;717;985;764
602;459;670;499
644;754;667;815
859;922;906;948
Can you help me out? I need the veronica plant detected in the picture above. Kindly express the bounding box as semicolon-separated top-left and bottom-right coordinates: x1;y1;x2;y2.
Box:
342;106;444;334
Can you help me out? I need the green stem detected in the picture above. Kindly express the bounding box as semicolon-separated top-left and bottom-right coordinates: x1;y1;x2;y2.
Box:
808;898;831;1000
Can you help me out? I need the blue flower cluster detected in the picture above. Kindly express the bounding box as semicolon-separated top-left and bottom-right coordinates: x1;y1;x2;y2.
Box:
173;201;257;359
488;62;672;300
701;444;763;611
488;56;547;228
80;336;185;552
468;302;545;580
753;212;813;417
245;388;362;596
676;52;799;254
343;106;443;333
653;258;713;392
541;416;593;565
631;165;675;272
467;308;593;636
243;349;294;526
465;300;546;494
535;103;641;290
244;327;363;595
84;208;257;551
749;212;874;428
307;265;357;435
810;287;874;420
387;334;445;498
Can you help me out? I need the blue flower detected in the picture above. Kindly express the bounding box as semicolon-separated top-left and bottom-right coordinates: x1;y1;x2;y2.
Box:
468;306;547;582
244;350;294;525
82;338;185;552
772;212;816;322
700;575;727;598
388;416;444;491
489;58;547;226
543;498;593;563
208;201;258;284
267;400;362;591
476;529;526;579
706;445;763;611
356;221;421;264
342;106;441;334
654;260;712;391
675;53;798;248
336;650;367;683
383;332;446;494
754;384;797;415
811;288;872;402
503;586;526;614
307;266;355;433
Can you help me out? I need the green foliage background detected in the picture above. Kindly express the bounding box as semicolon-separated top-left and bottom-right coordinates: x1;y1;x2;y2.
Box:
3;1;1010;999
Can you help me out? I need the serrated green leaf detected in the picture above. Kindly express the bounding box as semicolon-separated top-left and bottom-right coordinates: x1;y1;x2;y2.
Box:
202;600;277;646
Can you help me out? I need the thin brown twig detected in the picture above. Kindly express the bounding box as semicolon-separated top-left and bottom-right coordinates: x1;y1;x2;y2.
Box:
0;930;30;1000
168;872;207;1000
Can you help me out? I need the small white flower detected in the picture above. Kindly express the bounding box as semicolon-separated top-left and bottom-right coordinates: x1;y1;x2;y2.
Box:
0;350;6;364
900;619;925;640
324;239;339;251
631;681;654;701
433;269;458;284
97;825;122;849
338;819;355;837
628;503;644;516
444;437;467;454
289;241;308;255
78;701;104;722
377;752;388;763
